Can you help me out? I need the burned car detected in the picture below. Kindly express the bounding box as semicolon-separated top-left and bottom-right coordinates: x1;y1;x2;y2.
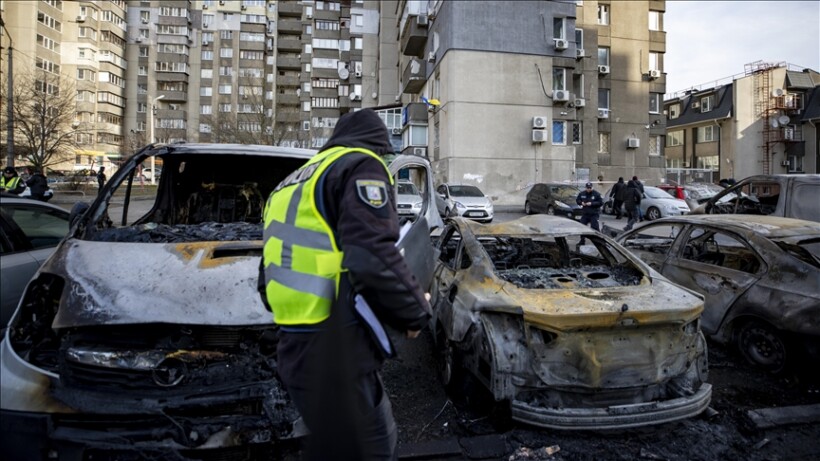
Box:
617;215;820;374
0;143;440;459
430;215;711;430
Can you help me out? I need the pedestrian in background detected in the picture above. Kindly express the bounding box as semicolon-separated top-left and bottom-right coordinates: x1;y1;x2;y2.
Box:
24;167;50;201
259;109;431;460
96;166;107;194
576;182;603;245
1;166;25;195
623;180;643;231
610;177;626;219
632;175;645;221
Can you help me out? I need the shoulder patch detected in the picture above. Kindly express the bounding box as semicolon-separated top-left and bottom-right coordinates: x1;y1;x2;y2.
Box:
356;179;388;208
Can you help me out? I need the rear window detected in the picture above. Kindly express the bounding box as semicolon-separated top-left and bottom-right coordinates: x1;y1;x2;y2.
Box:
789;184;820;222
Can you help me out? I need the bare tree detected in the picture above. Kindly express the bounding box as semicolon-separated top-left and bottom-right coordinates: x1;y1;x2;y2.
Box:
3;69;88;171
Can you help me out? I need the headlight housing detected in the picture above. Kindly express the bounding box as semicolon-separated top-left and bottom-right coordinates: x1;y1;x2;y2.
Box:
455;201;466;209
412;201;422;209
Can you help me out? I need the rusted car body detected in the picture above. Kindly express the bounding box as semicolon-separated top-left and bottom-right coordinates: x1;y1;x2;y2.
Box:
0;143;440;459
617;215;820;374
430;215;711;430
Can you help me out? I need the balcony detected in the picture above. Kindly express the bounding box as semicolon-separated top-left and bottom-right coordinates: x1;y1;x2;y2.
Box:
157;91;188;102
278;19;302;35
277;38;302;52
275;111;301;123
401;58;427;94
276;56;302;70
156;108;188;119
277;1;302;17
276;75;300;87
400;15;429;57
277;93;300;105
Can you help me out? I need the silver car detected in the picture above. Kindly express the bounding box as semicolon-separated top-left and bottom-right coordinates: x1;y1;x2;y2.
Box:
0;195;70;328
396;180;423;222
436;184;494;223
604;185;690;220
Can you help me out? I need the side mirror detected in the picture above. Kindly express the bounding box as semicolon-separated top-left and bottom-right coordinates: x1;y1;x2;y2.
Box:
69;202;90;227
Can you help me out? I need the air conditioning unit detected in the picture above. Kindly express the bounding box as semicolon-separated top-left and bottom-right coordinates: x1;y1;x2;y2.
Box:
627;138;640;148
576;48;585;59
691;101;700;109
141;18;149;24
203;40;209;46
412;147;427;156
553;90;570;102
597;108;610;119
76;15;86;22
203;4;208;9
598;65;610;75
772;88;784;98
350;93;361;101
574;98;586;107
427;51;436;63
241;5;247;10
532;116;548;129
783;128;794;140
781;160;790;167
203;23;209;28
219;1;225;5
306;12;313;19
354;70;362;78
136;37;143;43
554;39;568;50
648;69;661;79
417;14;429;27
532;129;548;143
391;127;402;135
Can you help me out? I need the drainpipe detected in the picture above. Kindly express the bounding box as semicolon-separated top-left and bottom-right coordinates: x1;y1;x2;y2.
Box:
810;119;818;173
714;119;722;182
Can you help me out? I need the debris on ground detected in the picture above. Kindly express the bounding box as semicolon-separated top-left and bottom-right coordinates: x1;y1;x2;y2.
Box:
508;445;561;460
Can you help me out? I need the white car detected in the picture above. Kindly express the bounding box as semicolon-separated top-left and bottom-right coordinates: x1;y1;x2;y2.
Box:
436;184;494;223
605;185;690;220
396;180;423;222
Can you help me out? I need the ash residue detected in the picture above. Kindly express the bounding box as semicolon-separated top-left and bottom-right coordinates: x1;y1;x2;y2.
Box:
90;222;263;243
496;265;641;289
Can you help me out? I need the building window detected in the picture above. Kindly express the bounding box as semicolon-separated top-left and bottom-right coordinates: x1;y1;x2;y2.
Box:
649;52;661;71
553;17;565;40
597;4;609;25
575;29;584;50
649;93;661;114
200;105;212;114
137;102;147;112
668;130;683;146
201;87;213;96
598;47;610;66
572;122;582;144
701;95;713;112
202;50;214;60
668;103;680;119
552;68;566;91
786;154;804;173
220;48;233;58
201;68;213;79
302;101;311;111
353;14;363;27
552;121;566;145
598;132;610;154
139;46;149;57
649;11;662;31
697;126;716;143
649;136;662;156
598;89;610;109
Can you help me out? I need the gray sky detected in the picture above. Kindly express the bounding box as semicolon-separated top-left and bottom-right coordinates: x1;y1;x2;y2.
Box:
664;1;820;96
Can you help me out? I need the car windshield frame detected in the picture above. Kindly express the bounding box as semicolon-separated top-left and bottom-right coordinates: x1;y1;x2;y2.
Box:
449;185;484;197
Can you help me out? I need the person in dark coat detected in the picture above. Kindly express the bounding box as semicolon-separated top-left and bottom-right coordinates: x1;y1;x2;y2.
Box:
631;175;645;221
623;180;643;231
24;167;50;201
259;109;431;460
575;182;603;245
609;177;626;219
96;166;107;193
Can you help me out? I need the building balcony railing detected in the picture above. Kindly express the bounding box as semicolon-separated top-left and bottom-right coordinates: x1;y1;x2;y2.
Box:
276;75;300;87
157;91;188;102
156;109;188;119
277;38;302;52
277;1;303;17
275;111;301;123
400;15;428;57
278;19;302;34
401;58;427;94
276;56;302;70
277;94;300;105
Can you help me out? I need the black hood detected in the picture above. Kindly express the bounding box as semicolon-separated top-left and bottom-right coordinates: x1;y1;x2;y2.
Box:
320;109;393;155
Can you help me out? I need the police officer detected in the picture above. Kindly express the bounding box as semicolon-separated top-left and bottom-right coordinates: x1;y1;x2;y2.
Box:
1;166;25;195
259;109;431;460
576;182;603;243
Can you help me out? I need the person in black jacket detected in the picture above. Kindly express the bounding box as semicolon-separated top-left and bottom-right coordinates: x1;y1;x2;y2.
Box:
259;109;431;461
24;167;50;201
609;177;626;219
632;175;645;221
623;180;643;231
96;166;107;194
575;182;603;245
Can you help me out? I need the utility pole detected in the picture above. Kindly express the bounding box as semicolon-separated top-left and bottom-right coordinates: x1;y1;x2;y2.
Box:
1;18;14;167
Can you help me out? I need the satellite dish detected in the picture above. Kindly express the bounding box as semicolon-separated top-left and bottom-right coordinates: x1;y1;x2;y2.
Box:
778;115;790;125
338;67;349;80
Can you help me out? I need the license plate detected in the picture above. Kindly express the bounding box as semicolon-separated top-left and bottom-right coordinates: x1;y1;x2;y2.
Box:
467;211;483;217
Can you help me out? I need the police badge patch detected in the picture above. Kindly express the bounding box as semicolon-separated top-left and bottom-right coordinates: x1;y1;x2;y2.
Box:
356;179;388;208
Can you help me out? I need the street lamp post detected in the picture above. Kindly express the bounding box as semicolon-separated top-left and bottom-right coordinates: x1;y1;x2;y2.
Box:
148;95;165;185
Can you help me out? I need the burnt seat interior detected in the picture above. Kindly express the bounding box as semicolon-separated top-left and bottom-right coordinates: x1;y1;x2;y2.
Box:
142;154;308;225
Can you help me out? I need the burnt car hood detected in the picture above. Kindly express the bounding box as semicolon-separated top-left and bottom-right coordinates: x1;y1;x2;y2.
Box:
44;239;269;328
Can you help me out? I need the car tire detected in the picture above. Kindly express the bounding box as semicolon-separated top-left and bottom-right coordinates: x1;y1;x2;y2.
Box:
647;206;662;221
737;320;789;374
435;323;463;392
524;201;532;215
546;205;555;215
603;201;613;215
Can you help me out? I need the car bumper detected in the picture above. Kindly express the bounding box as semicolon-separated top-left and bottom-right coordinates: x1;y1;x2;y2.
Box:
510;383;711;430
458;208;494;222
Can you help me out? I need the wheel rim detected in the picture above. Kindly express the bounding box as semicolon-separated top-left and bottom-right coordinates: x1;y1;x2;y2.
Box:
648;207;661;220
546;206;554;215
436;327;455;386
739;322;787;373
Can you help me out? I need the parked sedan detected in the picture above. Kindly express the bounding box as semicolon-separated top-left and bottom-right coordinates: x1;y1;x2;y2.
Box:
617;215;820;374
396;180;423;222
0;144;440;459
657;183;724;211
0;195;70;328
430;215;711;430
437;184;494;223
604;185;690;220
524;183;582;219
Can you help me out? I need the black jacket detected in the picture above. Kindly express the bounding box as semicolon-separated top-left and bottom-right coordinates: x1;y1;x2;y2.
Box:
611;181;626;201
623;182;642;207
26;173;49;198
576;189;603;215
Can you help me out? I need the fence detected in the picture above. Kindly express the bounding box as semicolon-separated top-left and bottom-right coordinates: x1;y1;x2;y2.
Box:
665;168;719;186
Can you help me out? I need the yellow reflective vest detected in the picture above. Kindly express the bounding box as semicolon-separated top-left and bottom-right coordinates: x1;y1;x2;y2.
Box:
1;176;21;191
261;146;394;325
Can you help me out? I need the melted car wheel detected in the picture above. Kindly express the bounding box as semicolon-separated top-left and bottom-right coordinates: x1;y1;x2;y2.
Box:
435;323;462;391
738;321;788;374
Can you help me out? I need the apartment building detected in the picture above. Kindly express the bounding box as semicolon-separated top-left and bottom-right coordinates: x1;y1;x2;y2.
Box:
1;0;128;172
664;62;820;183
387;0;667;204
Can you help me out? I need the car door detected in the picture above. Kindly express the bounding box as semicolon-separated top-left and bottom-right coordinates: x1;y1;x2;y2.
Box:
431;225;464;330
619;222;685;271
661;226;763;334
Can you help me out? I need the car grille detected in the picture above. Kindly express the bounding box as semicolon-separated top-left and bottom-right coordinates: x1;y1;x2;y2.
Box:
397;203;411;209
